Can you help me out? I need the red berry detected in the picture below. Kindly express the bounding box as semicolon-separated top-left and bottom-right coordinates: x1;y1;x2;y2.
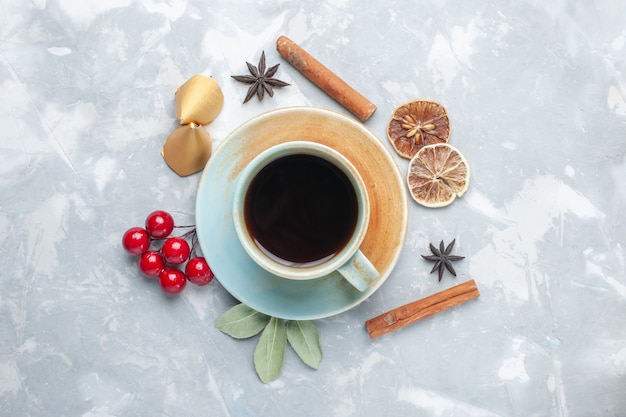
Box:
138;250;165;278
161;237;190;265
145;210;174;239
159;268;187;295
185;257;214;286
122;227;150;255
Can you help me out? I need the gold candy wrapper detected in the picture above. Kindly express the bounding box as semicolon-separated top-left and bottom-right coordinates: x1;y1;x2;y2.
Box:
162;75;224;176
161;123;212;177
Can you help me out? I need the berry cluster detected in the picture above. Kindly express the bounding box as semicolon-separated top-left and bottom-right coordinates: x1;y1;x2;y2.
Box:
122;210;214;295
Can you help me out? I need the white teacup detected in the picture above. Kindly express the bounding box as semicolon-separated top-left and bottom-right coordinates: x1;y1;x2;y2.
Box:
232;141;379;291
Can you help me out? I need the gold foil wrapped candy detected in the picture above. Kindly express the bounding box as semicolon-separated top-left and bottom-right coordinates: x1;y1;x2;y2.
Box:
161;75;224;176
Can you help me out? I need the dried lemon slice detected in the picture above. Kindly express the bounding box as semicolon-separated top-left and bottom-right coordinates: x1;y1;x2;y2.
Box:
387;99;450;159
407;143;470;208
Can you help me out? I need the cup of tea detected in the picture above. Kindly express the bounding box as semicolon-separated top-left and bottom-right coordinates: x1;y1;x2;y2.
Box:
232;141;379;291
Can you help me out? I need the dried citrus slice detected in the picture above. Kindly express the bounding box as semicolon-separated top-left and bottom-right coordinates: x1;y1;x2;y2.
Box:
407;143;470;208
387;99;450;159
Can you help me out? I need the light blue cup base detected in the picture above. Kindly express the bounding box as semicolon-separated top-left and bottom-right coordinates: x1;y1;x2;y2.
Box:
208;208;364;319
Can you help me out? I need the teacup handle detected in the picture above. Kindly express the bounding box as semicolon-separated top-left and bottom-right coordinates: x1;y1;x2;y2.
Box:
337;250;379;292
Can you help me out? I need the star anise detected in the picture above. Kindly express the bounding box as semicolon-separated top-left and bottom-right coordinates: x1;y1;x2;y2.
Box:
231;51;290;103
421;239;465;281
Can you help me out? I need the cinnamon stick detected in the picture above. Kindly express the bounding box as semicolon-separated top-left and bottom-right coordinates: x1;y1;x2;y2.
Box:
276;35;377;122
365;279;480;339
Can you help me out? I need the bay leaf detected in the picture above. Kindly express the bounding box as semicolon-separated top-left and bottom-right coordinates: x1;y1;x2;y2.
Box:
286;320;322;369
215;303;271;339
253;317;287;383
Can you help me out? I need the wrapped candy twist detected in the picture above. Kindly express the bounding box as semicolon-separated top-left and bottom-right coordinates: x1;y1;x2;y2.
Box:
161;75;224;176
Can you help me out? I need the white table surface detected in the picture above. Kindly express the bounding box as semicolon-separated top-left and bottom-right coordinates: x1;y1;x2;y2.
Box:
1;1;625;416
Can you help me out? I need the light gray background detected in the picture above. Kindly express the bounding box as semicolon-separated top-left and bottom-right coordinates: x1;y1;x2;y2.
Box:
1;1;625;416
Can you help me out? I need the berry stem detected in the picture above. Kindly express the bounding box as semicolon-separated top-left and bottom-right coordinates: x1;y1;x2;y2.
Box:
190;230;201;257
180;228;196;240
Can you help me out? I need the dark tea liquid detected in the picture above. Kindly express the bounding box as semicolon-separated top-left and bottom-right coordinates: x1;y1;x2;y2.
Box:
244;154;358;265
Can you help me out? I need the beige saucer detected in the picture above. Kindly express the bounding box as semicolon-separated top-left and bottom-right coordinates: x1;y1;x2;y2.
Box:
226;107;408;288
196;106;408;319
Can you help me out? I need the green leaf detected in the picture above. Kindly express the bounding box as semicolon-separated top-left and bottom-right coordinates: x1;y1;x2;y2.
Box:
215;304;271;339
286;320;322;369
253;317;287;383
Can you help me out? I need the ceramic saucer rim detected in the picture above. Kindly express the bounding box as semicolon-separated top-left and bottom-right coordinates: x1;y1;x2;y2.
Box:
195;106;408;320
